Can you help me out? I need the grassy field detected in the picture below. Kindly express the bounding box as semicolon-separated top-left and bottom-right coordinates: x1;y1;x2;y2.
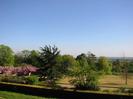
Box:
0;74;132;99
99;74;133;87
0;91;55;99
57;74;133;90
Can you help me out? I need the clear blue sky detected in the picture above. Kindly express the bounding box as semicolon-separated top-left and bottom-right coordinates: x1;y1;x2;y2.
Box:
0;0;133;57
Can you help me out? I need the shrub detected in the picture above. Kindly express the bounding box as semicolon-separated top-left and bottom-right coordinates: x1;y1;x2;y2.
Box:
0;75;26;84
70;73;99;90
69;58;99;91
119;87;133;93
0;75;39;85
0;65;39;76
25;76;39;85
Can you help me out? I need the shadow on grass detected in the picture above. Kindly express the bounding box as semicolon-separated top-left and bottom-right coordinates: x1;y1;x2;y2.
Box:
0;82;133;99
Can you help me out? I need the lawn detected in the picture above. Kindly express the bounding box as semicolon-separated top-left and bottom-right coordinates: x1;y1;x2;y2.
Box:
0;91;55;99
99;74;133;88
57;74;133;90
0;74;133;98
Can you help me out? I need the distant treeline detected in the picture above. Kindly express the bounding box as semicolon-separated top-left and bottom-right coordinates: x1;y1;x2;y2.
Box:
0;44;133;90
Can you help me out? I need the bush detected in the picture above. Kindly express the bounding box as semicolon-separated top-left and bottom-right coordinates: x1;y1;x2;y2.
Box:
25;76;39;85
0;75;26;84
119;87;133;93
70;74;99;90
0;75;39;85
69;59;100;91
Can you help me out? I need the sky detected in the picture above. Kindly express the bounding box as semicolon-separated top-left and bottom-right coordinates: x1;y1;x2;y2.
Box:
0;0;133;57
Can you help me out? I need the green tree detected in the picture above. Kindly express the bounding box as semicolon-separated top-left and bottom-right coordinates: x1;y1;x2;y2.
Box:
14;50;41;67
121;60;129;85
76;53;87;60
61;55;77;74
112;59;122;73
128;61;133;73
14;50;31;66
14;54;23;66
69;56;99;90
39;45;61;82
76;52;97;70
97;56;112;74
87;52;97;70
0;45;14;66
28;50;40;67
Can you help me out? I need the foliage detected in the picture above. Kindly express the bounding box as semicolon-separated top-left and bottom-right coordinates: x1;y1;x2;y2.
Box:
14;50;41;67
97;56;112;74
0;75;26;84
76;52;97;70
61;55;77;75
28;50;41;67
39;45;60;66
119;87;133;93
76;53;87;60
87;52;97;69
128;61;133;73
16;65;39;76
0;75;39;85
69;57;99;90
39;45;61;82
0;45;14;66
0;65;38;76
112;59;122;73
25;75;39;84
0;66;16;75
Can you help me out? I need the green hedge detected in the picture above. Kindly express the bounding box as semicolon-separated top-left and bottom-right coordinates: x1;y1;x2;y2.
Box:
0;82;132;99
0;75;39;84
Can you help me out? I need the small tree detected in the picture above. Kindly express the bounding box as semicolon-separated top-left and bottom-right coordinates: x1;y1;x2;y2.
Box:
87;52;97;70
16;65;39;76
121;60;129;85
76;52;97;70
61;55;77;75
97;56;112;74
112;59;122;73
14;50;31;66
0;45;14;66
39;45;61;83
29;50;41;67
69;56;99;90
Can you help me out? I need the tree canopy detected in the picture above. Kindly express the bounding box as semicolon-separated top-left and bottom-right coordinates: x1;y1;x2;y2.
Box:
97;56;112;74
0;45;14;66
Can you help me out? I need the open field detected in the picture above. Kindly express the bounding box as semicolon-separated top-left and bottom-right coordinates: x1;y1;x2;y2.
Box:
0;74;133;98
99;74;133;88
57;74;133;90
0;91;54;99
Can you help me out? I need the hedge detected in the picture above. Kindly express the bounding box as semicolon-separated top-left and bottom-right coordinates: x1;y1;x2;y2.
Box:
0;82;133;99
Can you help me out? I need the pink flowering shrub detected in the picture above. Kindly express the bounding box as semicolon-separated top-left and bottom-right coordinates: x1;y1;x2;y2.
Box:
0;65;39;76
16;65;39;76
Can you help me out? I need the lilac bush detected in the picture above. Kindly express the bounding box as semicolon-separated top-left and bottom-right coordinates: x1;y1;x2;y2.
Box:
16;65;39;76
0;65;39;76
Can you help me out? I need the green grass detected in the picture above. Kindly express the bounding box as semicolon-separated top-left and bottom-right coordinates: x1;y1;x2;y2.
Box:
58;74;133;88
0;91;55;99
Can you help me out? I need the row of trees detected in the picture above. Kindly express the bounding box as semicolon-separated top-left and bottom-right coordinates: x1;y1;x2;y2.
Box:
0;44;113;73
0;44;132;88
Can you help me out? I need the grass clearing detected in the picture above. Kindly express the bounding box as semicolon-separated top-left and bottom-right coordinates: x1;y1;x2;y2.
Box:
99;74;133;88
57;74;133;90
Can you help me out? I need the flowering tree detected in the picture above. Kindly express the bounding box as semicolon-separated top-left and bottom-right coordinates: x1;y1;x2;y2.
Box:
16;65;39;76
0;66;15;75
0;65;39;76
